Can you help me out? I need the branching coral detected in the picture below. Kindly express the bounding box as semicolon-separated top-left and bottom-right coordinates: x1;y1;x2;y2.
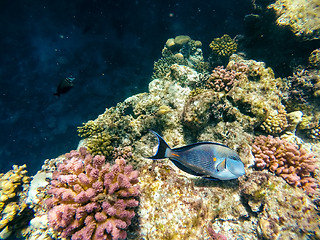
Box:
252;135;318;194
209;34;237;57
77;120;105;138
86;132;116;159
45;147;140;240
284;69;320;111
205;66;245;92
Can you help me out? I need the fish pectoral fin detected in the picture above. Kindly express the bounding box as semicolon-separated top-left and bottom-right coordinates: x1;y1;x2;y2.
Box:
170;159;204;176
216;159;226;172
203;176;220;181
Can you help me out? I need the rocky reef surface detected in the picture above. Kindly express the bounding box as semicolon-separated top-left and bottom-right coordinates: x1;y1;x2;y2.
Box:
1;36;320;240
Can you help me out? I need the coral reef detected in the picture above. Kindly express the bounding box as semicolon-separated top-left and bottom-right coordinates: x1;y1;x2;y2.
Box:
209;34;237;57
252;135;318;194
77;120;105;138
309;48;320;68
268;0;320;40
283;69;320;118
0;165;32;239
152;35;207;80
19;37;320;240
204;66;246;92
86;132;116;159
45;147;140;240
260;108;288;135
240;171;320;239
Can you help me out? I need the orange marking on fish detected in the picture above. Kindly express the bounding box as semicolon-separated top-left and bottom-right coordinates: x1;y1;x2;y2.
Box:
171;153;180;157
213;157;217;162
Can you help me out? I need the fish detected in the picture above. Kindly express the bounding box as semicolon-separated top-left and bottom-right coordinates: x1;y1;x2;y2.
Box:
54;77;75;97
147;131;245;180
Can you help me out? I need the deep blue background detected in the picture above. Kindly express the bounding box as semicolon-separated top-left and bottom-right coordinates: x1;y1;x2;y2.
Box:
0;0;252;175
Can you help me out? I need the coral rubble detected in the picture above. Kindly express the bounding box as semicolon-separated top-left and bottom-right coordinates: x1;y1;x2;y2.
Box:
45;147;140;240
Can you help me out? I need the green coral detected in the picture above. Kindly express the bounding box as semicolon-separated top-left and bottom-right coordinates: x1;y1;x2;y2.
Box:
209;34;237;57
77;120;105;138
86;132;116;159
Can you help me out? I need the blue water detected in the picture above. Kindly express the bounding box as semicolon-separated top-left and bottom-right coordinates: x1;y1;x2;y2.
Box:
0;0;254;176
3;0;320;178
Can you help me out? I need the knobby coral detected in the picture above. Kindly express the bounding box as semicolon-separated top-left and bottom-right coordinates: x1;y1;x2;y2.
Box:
205;66;244;92
45;147;140;240
252;135;318;194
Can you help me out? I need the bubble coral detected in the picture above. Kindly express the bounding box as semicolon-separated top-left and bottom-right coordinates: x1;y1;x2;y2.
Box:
209;34;237;57
252;135;318;194
45;147;140;240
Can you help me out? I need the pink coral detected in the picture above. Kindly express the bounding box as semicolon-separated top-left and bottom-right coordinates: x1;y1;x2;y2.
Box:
252;135;318;194
205;66;244;92
45;147;140;240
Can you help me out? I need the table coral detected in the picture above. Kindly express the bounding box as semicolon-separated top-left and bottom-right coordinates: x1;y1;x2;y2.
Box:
252;135;318;194
45;147;140;240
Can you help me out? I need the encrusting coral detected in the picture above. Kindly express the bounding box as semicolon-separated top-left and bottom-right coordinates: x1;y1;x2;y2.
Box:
252;135;318;194
309;48;320;68
268;0;320;40
45;147;140;240
260;108;288;135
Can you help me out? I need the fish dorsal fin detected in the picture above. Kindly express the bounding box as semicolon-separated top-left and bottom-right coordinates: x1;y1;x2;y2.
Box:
217;159;226;172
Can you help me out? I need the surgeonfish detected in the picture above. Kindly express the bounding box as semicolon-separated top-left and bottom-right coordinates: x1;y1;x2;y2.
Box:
148;131;245;180
54;77;75;97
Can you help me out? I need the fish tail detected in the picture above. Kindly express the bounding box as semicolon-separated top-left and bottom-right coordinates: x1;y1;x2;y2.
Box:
148;130;171;159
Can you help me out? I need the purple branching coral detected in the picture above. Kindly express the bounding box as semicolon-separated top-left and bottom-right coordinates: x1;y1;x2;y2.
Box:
252;135;318;194
205;66;245;92
45;147;140;240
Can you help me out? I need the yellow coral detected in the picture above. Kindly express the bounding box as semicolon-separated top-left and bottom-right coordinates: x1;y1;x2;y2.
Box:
309;48;320;68
261;108;288;134
269;0;320;39
86;131;115;158
209;34;237;57
77;120;105;138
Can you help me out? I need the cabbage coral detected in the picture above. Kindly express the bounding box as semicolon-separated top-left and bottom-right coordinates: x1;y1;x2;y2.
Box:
45;147;140;240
